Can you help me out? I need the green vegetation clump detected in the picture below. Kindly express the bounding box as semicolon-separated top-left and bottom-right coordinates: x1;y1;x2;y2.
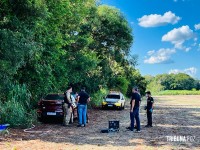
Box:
0;84;37;127
145;73;200;95
158;90;200;95
90;88;108;108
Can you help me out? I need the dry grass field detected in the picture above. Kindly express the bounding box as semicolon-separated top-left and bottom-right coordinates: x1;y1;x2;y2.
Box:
0;95;200;150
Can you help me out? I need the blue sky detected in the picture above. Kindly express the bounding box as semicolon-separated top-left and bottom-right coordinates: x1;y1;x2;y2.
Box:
101;0;200;79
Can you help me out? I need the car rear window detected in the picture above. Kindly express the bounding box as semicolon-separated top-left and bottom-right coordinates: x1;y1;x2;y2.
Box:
44;94;64;100
106;94;120;99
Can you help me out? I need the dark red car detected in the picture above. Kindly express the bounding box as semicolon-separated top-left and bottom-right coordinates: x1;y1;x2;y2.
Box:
37;93;77;122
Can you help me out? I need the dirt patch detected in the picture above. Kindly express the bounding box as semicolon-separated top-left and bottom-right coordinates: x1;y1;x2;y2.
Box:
0;95;200;150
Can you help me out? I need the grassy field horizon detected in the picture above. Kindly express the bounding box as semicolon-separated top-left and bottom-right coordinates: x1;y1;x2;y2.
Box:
153;90;200;96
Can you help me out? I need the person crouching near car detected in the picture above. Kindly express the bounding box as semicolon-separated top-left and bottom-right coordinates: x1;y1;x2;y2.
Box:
77;87;90;127
63;86;73;126
145;91;154;127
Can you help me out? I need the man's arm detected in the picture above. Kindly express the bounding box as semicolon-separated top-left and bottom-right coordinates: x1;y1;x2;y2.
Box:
87;97;90;103
77;96;80;103
66;92;72;103
131;99;135;112
151;97;154;109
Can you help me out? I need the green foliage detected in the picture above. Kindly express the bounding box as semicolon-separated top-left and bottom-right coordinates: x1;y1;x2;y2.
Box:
126;69;147;96
158;90;200;95
0;84;36;127
110;77;129;94
90;88;108;108
0;0;146;127
145;73;200;95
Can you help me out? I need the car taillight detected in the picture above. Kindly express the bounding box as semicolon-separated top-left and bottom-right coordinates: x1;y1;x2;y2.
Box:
37;110;42;113
38;99;43;106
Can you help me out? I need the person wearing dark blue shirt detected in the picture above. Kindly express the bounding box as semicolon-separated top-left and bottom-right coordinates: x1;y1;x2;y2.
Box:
77;87;90;127
128;87;141;132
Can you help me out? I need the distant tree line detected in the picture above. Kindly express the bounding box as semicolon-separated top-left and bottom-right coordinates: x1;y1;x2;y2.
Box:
145;73;200;94
0;0;146;126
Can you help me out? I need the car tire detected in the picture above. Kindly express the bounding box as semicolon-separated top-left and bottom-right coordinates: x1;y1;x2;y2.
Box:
122;103;125;110
102;106;106;110
119;104;123;110
38;116;44;122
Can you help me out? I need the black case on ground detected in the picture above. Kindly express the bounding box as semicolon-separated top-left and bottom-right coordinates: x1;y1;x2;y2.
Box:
101;120;120;133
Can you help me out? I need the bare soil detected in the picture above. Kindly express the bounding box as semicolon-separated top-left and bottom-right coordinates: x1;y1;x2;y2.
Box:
0;95;200;150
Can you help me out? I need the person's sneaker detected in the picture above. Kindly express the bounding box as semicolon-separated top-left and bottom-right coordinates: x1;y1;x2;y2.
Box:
77;124;82;127
149;125;153;127
128;128;134;131
63;124;69;127
126;127;131;130
81;124;85;127
135;130;141;133
145;125;150;127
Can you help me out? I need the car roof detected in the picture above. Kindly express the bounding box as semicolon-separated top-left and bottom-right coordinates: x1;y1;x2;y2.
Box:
108;91;123;95
108;93;120;95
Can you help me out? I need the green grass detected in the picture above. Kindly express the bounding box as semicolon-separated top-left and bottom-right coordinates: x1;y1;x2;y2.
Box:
158;90;200;95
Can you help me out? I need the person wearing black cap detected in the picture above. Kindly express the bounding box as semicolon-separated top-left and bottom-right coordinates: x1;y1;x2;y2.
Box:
145;91;154;127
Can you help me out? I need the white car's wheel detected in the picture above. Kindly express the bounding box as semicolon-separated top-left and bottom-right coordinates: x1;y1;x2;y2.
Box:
122;103;125;109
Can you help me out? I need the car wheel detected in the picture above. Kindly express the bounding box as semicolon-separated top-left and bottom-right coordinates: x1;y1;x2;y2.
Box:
38;116;44;122
119;104;123;110
102;106;106;110
122;103;125;109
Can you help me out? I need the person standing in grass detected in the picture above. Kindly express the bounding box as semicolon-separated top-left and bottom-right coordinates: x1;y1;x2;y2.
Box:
145;91;154;127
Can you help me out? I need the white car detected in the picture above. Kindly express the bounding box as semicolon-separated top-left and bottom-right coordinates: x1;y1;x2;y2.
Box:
102;91;125;110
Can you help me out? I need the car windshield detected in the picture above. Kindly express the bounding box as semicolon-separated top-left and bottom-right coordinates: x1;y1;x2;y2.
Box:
106;94;120;99
44;95;64;100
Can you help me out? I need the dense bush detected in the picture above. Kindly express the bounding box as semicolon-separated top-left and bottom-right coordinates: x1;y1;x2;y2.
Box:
90;88;108;108
0;84;37;127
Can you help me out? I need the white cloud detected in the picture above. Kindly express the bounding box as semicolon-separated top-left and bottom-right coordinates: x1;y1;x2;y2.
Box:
194;23;200;30
169;67;197;77
144;48;176;64
138;11;181;27
147;50;155;56
194;37;198;41
162;25;194;51
185;47;191;52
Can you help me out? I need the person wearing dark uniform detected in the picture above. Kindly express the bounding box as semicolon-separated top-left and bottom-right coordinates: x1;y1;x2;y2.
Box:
63;86;73;126
128;87;141;132
145;91;154;127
